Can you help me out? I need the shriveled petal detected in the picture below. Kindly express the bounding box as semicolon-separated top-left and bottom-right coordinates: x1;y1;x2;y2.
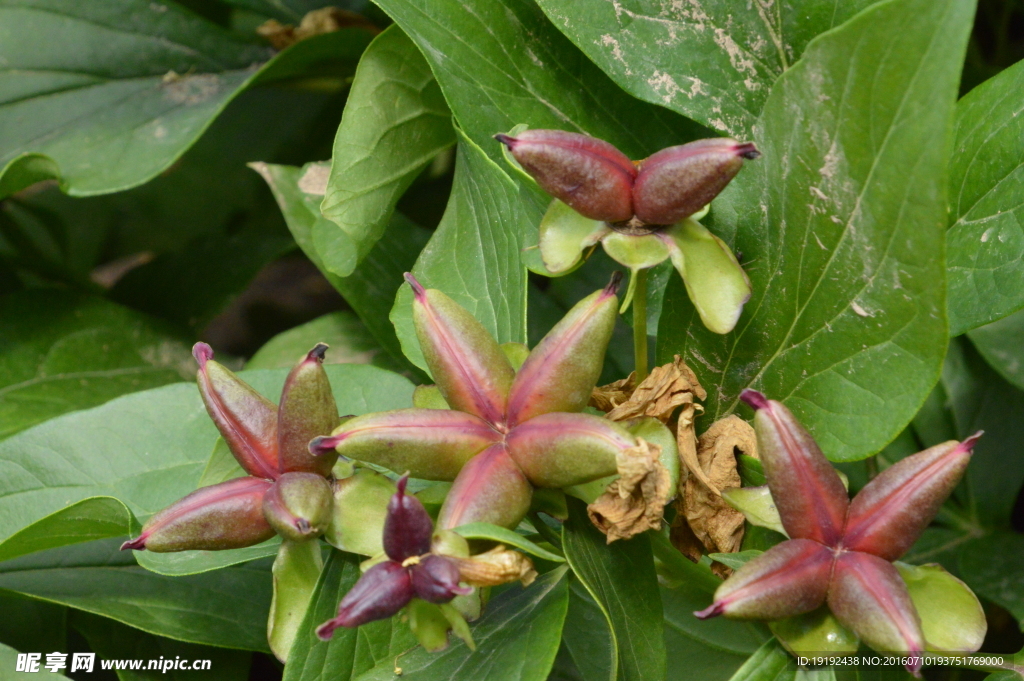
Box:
741;390;849;546
843;435;979;561
123;477;274;553
694;538;832;621
828;552;925;674
437;443;532;530
194;343;278;479
277;343;340;476
315;561;413;638
506;277;620;425
495;129;636;223
411;554;471;603
407;274;515;425
311;408;499;481
262;472;333;542
661;220;751;335
506;412;633;488
632;138;758;225
384;475;434;561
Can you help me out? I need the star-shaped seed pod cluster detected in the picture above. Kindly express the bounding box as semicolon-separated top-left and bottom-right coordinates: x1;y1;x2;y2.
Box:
496;129;759;334
696;390;983;676
122;342;340;553
312;273;677;535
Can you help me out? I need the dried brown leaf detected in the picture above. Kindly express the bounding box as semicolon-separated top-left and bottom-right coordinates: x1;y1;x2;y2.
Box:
448;545;537;587
587;438;672;543
257;7;377;50
593;355;707;423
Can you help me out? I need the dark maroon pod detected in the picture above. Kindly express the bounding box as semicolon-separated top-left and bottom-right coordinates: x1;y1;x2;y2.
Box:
411;554;471;603
496;129;636;222
632;138;759;225
316;561;414;638
383;475;434;561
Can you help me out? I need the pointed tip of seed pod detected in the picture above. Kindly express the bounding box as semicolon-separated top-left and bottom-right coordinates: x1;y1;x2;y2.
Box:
736;142;760;160
307;343;329;362
309;435;342;456
958;430;984;453
315;619;341;640
120;537;147;551
494;133;516;148
396;473;410;496
739;389;769;411
906;659;923;677
693;602;725;620
404;272;426;299
603;271;623;297
296;518;312;534
192;342;213;368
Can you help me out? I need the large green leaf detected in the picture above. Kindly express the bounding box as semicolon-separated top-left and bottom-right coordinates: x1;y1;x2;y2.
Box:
960;532;1024;629
0;0;373;197
353;567;570;681
247;311;399;373
968;308;1024;392
0;640;66;679
534;0;878;137
71;610;251;680
562;499;666;681
0;592;66;658
254;161;430;376
390;131;541;371
0;291;191;440
725;639;795;681
318;25;454;277
658;0;971;462
0;364;413;561
947;58;1024;335
0;497;134;564
0;539;273;652
370;0;705;162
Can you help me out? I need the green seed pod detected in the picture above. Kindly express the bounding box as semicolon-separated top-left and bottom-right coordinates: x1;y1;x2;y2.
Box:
437;443;533;530
123;477;275;553
311;409;500;481
495;129;637;223
506;412;633;488
193;343;278;480
277;344;340;476
632;138;759;225
406;274;515;425
505;275;620;425
262;472;334;541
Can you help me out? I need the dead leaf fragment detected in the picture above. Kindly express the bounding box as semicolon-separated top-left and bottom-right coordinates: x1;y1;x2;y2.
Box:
588;438;672;542
257;7;377;50
592;355;707;423
674;415;758;573
448;546;537;587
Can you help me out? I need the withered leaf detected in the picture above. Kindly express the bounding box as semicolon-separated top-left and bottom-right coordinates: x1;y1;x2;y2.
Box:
588;438;672;543
592;355;707;423
257;7;377;50
448;546;537;587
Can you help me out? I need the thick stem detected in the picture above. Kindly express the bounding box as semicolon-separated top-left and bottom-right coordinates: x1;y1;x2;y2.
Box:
633;268;649;383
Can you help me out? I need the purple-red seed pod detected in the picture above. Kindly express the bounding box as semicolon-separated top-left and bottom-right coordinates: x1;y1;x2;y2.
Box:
411;554;471;603
632;138;759;225
277;343;340;476
383;475;434;561
496;130;637;222
316;561;413;638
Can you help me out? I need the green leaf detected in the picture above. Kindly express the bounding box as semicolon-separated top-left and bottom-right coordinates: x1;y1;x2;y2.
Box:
452;523;565;562
0;640;66;679
726;639;795;681
269;539;324;663
247;312;399;372
390;131;540;372
960;531;1024;630
0;497;134;564
0;290;191;439
657;0;972;462
0;364;413;569
253;161;430;376
0;592;66;658
533;0;878;137
282;549;415;681
70;609;251;680
352;566;570;681
562;498;666;681
224;0;370;23
561;579;615;681
967;309;1024;391
371;0;705;162
947;58;1024;335
708;550;762;571
318;25;454;277
0;0;373;198
0;539;273;652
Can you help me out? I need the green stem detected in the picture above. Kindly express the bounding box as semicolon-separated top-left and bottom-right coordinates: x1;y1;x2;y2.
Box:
633;268;649;383
529;511;563;551
865;455;879;481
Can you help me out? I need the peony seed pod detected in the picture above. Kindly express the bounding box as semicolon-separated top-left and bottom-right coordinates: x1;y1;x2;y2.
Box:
633;138;759;225
316;560;413;638
410;554;471;603
262;472;334;541
383;475;434;561
277;343;340;476
437;443;533;530
495;129;636;222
